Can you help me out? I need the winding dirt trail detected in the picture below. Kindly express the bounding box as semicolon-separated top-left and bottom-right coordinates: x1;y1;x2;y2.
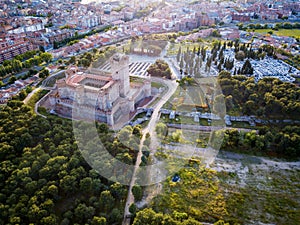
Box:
122;77;178;225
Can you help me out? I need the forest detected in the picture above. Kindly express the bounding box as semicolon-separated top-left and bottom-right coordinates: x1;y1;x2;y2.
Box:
217;126;300;158
0;101;141;225
217;70;300;119
215;71;300;158
0;94;299;224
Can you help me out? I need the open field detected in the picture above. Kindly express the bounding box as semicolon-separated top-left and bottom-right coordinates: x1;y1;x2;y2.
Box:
162;85;207;111
150;151;300;224
253;28;300;38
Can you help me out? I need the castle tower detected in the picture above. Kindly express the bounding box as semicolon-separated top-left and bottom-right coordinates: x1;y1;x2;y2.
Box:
65;66;79;79
110;54;130;98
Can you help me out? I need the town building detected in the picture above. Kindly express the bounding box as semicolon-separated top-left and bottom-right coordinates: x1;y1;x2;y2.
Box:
0;36;36;63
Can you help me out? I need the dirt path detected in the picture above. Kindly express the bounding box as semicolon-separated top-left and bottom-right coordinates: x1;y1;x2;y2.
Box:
122;78;178;224
23;87;40;104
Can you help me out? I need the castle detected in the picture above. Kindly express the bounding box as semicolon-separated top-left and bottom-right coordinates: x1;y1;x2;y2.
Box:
49;54;151;126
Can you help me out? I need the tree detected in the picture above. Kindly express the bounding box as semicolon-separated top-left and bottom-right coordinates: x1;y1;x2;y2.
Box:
171;129;183;142
85;52;93;61
40;52;52;63
39;69;50;78
99;190;115;212
39;46;45;52
182;217;203;225
132;125;142;139
147;60;172;79
92;216;106;225
179;57;184;70
92;48;98;54
0;103;129;225
129;203;137;215
235;50;246;61
8;75;17;84
241;59;253;75
74;203;95;221
132;185;143;201
173;211;188;222
110;182;127;201
69;56;76;64
214;220;230;225
40;215;57;225
177;46;182;62
78;58;91;67
18;90;27;100
211;30;221;37
47;185;58;198
109;208;122;223
118;126;132;144
60;175;77;194
132;208;157;225
79;177;93;192
155;122;168;138
237;23;244;30
213;91;226;116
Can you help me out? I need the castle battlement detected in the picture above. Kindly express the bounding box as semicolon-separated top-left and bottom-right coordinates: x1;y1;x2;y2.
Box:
50;53;151;126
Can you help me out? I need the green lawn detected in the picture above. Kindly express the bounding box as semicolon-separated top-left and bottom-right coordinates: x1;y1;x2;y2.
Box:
253;28;300;38
130;76;146;84
162;85;207;111
151;81;164;89
230;121;255;129
27;89;49;110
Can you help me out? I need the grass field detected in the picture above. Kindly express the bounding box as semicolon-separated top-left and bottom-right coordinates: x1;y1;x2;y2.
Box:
162;85;207;111
253;28;300;38
27;89;49;109
151;81;165;89
151;155;300;225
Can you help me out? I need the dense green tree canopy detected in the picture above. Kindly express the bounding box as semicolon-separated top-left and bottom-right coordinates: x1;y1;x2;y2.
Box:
147;60;172;79
0;101;128;224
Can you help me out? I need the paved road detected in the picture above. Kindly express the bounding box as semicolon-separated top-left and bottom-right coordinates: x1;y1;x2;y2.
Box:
24;70;65;117
34;93;47;119
2;66;42;85
41;70;65;88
